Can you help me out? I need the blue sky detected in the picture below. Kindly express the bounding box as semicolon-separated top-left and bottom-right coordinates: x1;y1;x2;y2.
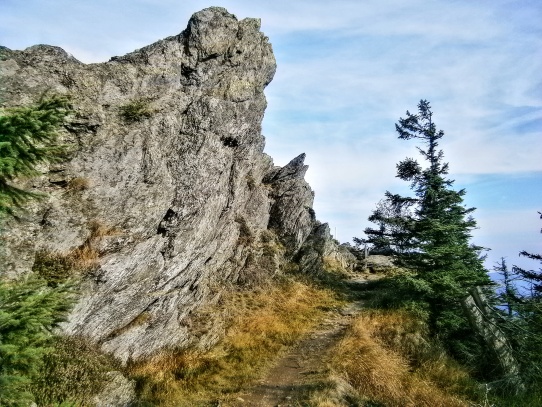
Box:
1;0;541;274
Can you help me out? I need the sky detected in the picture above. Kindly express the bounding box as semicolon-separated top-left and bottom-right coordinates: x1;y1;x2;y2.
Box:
1;0;541;274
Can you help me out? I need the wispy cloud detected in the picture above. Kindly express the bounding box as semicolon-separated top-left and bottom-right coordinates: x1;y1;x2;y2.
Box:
1;0;540;266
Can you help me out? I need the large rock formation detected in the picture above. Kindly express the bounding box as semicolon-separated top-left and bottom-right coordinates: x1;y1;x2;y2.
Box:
0;7;354;362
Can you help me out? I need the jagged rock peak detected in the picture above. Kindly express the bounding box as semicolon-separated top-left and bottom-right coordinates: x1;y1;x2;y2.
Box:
264;153;309;183
0;7;353;366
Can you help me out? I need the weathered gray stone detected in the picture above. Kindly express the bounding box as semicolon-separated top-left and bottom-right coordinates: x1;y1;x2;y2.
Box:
91;371;136;407
297;223;357;274
264;153;315;254
365;254;395;272
0;7;340;364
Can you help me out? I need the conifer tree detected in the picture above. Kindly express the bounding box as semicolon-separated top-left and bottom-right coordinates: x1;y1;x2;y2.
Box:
513;212;542;296
0;95;70;216
0;95;74;405
494;258;519;317
362;100;490;344
0;277;74;406
496;213;542;394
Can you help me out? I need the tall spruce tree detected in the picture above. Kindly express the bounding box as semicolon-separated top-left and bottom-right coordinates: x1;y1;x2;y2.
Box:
362;100;490;345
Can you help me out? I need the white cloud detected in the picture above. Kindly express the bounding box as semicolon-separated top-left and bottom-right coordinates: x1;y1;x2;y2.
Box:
1;0;540;260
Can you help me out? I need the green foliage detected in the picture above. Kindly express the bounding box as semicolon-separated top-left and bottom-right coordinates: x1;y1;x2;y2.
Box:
119;99;153;122
359;100;490;352
489;391;542;407
493;213;542;397
31;336;119;406
507;300;542;387
512;212;542;295
0;277;74;406
0;95;71;216
358;274;431;321
0;95;77;405
32;250;75;288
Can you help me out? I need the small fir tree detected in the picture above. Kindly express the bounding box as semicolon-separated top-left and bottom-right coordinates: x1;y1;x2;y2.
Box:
513;212;542;296
494;257;520;317
361;100;490;347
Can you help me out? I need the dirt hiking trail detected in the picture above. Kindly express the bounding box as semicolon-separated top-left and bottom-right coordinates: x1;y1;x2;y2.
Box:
227;274;380;407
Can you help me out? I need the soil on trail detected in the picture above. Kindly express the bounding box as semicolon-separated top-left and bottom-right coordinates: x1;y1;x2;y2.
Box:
227;274;379;407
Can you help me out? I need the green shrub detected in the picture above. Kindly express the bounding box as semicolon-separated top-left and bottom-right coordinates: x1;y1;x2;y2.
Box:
235;216;254;246
259;229;275;244
119;99;153;122
0;95;76;405
246;174;256;190
32;250;75;287
0;277;74;406
31;336;119;406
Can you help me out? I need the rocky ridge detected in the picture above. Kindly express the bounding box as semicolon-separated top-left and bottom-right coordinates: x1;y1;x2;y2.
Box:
0;7;355;362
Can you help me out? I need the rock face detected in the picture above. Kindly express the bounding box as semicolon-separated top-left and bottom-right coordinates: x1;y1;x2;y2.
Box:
264;153;315;254
0;7;350;362
297;223;357;275
92;371;136;407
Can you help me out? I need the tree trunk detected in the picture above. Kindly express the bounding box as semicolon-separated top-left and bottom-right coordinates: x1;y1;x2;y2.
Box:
462;287;524;392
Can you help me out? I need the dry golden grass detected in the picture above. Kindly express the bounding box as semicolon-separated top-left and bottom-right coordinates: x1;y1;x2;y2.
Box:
67;176;91;191
128;278;342;406
33;220;120;284
69;242;99;270
362;310;476;395
69;219;120;270
326;310;475;407
306;374;363;407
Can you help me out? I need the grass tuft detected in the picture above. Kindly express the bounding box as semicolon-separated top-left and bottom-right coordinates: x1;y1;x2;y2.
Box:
32;336;120;406
67;177;91;192
323;310;479;407
33;220;120;285
119;99;153;122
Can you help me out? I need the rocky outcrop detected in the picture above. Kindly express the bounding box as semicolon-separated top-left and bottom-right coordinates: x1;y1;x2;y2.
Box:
0;7;350;363
296;223;357;275
264;153;315;254
365;254;395;272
